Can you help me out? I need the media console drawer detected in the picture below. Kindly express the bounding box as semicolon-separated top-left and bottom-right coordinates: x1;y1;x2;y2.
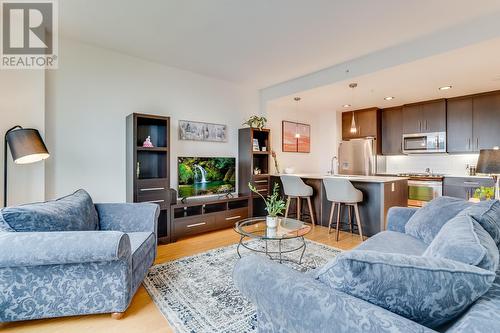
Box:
136;190;169;209
174;215;216;238
216;208;249;228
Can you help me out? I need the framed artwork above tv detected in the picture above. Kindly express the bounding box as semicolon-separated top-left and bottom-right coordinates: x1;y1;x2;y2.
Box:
282;121;310;153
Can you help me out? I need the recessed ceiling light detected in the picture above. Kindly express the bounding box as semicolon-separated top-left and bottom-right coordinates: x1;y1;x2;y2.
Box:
384;96;395;101
343;104;351;108
439;86;452;91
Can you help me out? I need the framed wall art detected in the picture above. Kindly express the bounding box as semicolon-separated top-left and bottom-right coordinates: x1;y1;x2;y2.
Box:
178;120;227;142
282;121;310;153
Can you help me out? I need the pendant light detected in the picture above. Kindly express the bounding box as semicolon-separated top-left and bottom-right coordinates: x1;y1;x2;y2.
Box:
348;83;358;134
294;97;301;138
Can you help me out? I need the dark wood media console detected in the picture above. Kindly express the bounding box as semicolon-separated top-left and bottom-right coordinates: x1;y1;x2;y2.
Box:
170;195;250;242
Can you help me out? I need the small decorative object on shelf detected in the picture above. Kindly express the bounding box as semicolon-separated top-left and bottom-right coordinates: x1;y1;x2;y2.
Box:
271;150;280;174
254;167;261;175
243;115;267;131
252;138;260;151
143;136;154;147
261;147;267;152
248;182;286;228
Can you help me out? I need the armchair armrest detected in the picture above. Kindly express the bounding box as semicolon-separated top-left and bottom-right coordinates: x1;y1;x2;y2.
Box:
234;255;433;333
95;203;159;233
387;206;418;233
0;231;130;268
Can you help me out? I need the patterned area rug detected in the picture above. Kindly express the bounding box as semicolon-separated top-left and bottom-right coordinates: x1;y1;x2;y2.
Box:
143;239;341;333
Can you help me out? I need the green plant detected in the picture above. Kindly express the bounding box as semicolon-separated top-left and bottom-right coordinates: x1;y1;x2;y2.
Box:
243;115;267;130
473;186;495;201
248;182;286;217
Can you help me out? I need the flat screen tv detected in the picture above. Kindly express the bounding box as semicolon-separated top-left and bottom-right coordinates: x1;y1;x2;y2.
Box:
178;157;236;198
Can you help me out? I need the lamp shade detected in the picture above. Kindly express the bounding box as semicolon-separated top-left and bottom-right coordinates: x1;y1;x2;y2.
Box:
476;149;500;175
6;128;49;164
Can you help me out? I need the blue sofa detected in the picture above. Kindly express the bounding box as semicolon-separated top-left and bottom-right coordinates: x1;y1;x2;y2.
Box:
0;190;159;322
234;198;500;333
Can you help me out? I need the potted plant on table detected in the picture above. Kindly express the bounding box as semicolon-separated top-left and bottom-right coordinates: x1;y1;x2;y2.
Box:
248;182;286;228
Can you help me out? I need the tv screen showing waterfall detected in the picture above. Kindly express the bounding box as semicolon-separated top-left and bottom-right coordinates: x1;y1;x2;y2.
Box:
177;157;236;198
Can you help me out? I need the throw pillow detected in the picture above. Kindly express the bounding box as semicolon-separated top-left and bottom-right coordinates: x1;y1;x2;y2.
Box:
424;214;499;272
316;250;495;328
458;200;500;246
405;196;472;244
0;189;99;232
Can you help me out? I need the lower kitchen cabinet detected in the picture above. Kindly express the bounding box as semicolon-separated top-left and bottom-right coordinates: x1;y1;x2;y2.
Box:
443;177;496;200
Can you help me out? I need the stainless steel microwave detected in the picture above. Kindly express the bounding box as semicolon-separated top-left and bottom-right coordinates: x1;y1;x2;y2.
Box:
402;132;446;154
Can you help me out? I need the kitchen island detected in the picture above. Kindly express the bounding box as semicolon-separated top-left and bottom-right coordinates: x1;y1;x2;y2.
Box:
271;174;408;237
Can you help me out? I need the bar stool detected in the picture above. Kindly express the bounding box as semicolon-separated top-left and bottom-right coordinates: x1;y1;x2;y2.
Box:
323;177;364;241
280;175;315;227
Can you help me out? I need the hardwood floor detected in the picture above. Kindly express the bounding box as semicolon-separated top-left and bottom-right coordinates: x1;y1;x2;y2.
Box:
2;225;362;333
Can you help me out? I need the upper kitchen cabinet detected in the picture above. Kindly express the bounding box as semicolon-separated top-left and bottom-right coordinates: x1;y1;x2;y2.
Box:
473;92;500;150
402;100;446;134
447;91;500;153
381;106;403;155
447;97;473;153
342;108;380;140
402;104;422;134
422;100;446;132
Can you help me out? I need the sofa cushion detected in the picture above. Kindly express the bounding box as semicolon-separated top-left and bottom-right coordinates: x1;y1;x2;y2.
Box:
0;214;14;232
354;231;428;256
316;250;495;328
405;196;472;244
445;269;500;333
0;189;99;232
458;200;500;246
424;214;499;272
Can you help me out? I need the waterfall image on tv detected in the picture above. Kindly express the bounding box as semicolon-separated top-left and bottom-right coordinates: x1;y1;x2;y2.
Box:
178;157;236;198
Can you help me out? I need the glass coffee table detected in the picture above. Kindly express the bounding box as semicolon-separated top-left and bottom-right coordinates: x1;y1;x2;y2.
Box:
234;217;312;264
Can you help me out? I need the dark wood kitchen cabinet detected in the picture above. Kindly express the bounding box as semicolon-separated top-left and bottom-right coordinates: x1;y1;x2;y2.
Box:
381;106;403;155
443;177;496;200
342;108;380;140
447;91;500;153
447;97;473;153
473;93;500;150
402;100;446;134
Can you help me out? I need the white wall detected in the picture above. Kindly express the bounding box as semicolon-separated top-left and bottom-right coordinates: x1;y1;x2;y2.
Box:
386;154;479;176
0;70;46;206
45;39;258;202
266;104;340;174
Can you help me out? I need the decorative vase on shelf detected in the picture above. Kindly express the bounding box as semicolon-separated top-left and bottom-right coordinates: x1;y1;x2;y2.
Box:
266;216;278;228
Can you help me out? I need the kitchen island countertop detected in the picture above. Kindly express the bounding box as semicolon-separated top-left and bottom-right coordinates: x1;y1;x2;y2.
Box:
273;173;407;183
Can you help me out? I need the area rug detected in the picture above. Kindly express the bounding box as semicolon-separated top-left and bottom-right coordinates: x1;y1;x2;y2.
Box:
143;239;341;333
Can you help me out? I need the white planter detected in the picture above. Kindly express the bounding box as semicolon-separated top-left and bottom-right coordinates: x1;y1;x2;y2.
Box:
266;216;278;228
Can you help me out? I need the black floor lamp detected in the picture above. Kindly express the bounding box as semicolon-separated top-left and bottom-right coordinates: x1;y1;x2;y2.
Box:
4;126;50;207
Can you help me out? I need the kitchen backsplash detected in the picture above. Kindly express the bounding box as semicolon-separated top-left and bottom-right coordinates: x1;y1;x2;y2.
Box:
385;154;479;176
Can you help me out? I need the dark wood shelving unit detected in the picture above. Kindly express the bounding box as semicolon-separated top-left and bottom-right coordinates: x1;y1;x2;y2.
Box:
170;195;250;241
126;113;172;243
238;127;271;216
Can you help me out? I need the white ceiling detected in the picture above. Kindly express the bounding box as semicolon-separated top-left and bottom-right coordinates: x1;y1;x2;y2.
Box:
267;38;500;112
60;0;500;88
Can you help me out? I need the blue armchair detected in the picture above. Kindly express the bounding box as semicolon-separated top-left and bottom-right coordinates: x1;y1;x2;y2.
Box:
0;191;159;322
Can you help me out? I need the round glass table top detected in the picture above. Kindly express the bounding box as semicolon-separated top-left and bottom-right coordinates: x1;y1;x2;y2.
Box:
234;217;312;240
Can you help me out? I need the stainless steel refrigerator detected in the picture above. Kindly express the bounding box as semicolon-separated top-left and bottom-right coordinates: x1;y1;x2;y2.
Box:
338;138;385;175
